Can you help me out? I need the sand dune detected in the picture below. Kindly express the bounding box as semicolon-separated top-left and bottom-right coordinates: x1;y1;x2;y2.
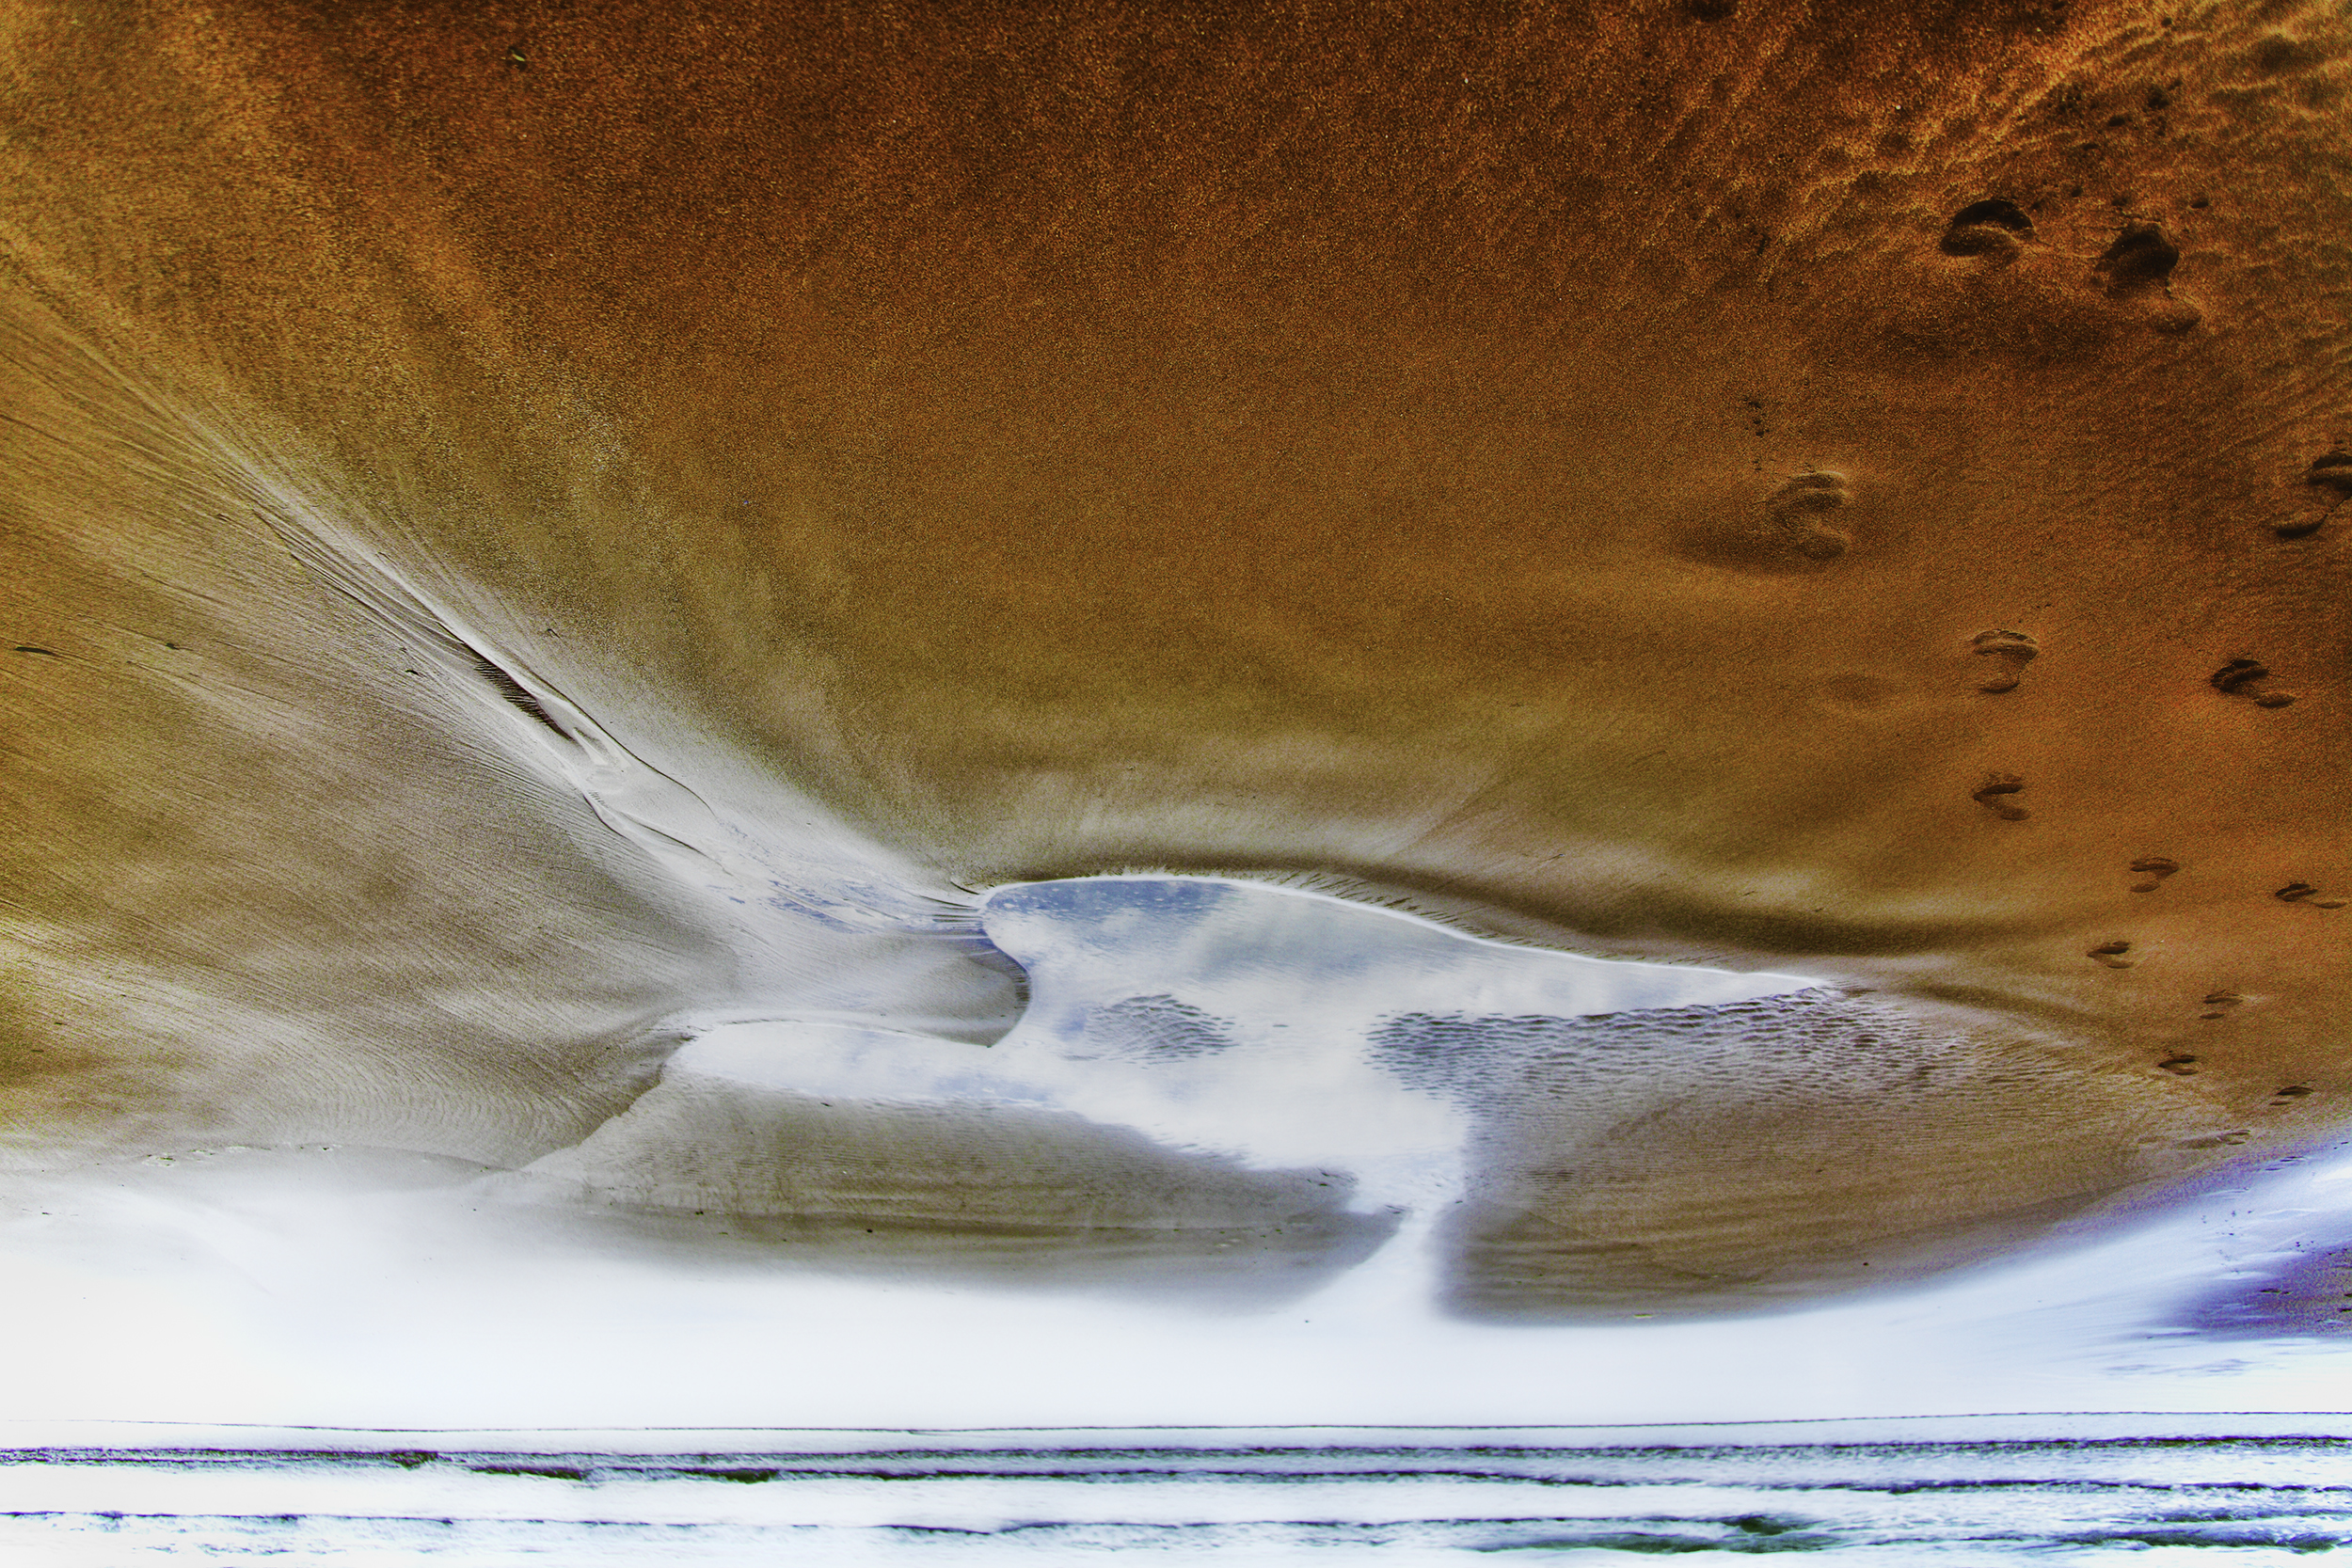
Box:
3;0;2348;1314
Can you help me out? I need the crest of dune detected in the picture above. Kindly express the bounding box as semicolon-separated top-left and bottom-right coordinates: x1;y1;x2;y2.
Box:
2;0;2348;1320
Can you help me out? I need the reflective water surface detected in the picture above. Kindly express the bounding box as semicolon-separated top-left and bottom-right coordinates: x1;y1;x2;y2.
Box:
8;1425;2352;1565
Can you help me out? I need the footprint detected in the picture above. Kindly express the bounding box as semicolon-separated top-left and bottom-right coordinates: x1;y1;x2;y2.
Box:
2272;1085;2314;1102
2212;658;2296;707
2276;882;2347;909
1972;629;2039;693
1974;773;2028;821
2274;452;2352;539
2094;223;2180;295
2128;857;2180;893
2157;1053;2199;1076
1939;198;2034;261
1671;471;1853;570
2200;990;2243;1020
2171;1128;2249;1147
2087;940;2136;969
1763;472;1852;562
2091;222;2201;333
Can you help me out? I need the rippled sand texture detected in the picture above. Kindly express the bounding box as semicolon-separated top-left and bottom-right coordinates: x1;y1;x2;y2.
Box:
3;0;2349;1314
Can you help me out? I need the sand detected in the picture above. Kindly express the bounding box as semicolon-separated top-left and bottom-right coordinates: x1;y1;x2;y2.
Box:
2;0;2348;1314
